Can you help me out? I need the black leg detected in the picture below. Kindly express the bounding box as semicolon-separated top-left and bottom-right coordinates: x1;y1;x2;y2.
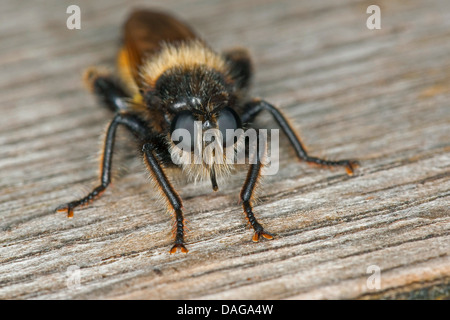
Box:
84;67;130;113
240;132;274;242
241;99;359;175
58;71;188;252
142;143;188;253
56;113;148;217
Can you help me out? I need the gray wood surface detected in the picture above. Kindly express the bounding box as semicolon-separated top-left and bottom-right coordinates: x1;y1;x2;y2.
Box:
0;0;449;299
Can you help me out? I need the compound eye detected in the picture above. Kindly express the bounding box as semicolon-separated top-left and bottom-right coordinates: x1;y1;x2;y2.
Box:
217;107;242;147
170;110;196;150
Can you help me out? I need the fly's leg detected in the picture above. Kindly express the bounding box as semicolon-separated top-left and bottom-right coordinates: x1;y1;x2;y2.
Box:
240;132;274;242
241;99;359;175
56;113;147;217
142;143;188;253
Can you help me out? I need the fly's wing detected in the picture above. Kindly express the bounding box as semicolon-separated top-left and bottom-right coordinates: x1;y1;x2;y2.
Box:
117;10;199;95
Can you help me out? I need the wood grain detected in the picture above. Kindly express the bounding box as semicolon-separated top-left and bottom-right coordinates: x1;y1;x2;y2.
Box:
0;0;449;299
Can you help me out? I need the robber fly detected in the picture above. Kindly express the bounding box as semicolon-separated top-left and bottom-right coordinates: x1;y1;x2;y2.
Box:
56;10;358;253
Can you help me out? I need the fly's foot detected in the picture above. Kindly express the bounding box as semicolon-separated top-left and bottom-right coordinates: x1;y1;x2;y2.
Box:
252;228;274;242
344;160;360;176
55;186;106;218
56;203;76;218
170;242;189;254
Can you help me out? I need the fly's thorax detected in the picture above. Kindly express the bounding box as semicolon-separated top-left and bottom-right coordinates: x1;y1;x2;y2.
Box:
146;65;234;113
140;40;228;89
139;40;243;115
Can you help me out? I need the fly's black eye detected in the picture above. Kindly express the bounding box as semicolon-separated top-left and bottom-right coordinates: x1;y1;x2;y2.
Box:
171;110;196;150
217;107;242;147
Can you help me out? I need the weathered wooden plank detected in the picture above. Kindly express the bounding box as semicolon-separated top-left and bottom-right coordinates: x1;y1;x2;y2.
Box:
0;0;449;299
